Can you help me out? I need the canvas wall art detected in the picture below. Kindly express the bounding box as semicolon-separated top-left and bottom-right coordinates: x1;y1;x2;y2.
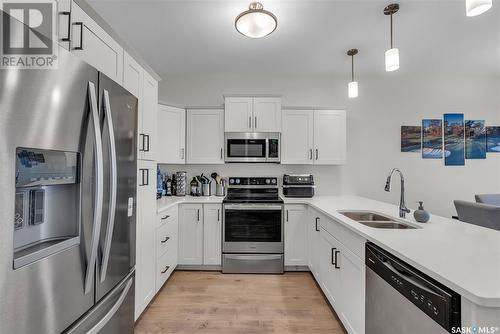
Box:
401;126;421;153
444;113;465;166
487;126;500;153
465;120;486;159
422;119;442;159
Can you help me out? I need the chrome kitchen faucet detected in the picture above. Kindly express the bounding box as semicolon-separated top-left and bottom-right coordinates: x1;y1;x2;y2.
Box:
384;168;411;218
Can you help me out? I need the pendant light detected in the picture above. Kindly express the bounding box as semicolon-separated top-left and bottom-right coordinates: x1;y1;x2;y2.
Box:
466;0;492;16
235;2;277;38
384;3;400;72
347;49;359;99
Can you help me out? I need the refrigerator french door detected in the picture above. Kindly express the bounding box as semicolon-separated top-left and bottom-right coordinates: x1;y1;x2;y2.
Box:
0;14;137;334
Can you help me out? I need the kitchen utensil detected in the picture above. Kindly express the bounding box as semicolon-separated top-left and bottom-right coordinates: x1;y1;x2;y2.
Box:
211;172;218;182
216;175;222;184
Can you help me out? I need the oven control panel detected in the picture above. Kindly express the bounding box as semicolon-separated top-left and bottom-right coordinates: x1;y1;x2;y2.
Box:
229;177;278;186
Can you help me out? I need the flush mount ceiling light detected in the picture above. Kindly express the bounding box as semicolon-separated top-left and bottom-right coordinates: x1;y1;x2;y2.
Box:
466;0;492;16
384;3;400;72
235;2;277;38
347;49;359;99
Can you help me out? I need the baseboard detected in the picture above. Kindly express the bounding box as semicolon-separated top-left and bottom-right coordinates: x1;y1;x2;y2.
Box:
285;265;310;272
176;265;222;271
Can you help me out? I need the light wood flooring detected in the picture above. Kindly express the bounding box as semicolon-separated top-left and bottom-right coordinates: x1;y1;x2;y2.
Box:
135;271;346;334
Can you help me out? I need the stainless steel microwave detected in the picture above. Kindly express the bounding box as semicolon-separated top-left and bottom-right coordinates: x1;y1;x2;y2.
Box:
224;133;280;163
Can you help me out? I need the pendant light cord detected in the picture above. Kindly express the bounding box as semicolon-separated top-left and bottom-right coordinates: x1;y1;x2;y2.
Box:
390;14;393;49
351;55;354;81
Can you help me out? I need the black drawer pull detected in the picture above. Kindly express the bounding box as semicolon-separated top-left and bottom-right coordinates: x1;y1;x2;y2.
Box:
161;215;170;220
334;250;340;269
60;11;71;42
161;237;170;243
73;22;83;50
315;217;320;232
161;266;170;274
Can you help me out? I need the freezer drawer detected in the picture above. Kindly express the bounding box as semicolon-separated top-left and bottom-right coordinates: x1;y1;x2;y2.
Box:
65;271;135;334
222;254;284;274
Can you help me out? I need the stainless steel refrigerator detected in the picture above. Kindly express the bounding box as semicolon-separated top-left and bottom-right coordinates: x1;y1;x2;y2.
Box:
0;15;137;334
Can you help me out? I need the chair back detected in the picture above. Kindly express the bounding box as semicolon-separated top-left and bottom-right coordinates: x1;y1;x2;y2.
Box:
475;194;500;207
454;200;500;231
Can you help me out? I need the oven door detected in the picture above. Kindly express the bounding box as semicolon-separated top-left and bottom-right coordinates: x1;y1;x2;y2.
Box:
225;133;267;162
223;204;283;253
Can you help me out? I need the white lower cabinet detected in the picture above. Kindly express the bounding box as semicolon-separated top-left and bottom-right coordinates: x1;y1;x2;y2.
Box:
135;160;156;320
284;205;308;266
203;204;222;265
178;204;222;266
310;208;365;334
155;206;178;293
178;204;204;265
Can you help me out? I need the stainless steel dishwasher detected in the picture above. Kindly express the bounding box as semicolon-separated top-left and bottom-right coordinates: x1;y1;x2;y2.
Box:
365;242;461;334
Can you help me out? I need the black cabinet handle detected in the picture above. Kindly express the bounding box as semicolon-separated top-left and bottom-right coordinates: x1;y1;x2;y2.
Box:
139;134;145;152
161;266;170;274
73;22;83;50
334;250;340;269
315;149;319;160
255;116;257;129
161;215;170;220
161;236;170;244
139;168;148;186
286;210;289;222
331;248;336;265
249;116;252;129
197;209;200;221
315;217;320;232
60;11;71;42
217;209;220;221
309;149;313;160
144;134;150;152
220;148;223;160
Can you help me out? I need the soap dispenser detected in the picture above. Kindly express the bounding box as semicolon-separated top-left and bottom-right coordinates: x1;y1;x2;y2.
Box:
413;201;430;223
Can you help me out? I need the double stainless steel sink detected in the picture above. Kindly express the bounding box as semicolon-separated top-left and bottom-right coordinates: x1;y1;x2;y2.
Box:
338;211;417;229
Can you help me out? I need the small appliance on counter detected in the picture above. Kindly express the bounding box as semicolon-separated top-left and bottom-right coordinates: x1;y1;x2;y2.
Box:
175;171;187;196
282;174;315;198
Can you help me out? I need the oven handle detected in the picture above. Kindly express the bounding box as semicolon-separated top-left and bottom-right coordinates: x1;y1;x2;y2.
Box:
223;204;283;211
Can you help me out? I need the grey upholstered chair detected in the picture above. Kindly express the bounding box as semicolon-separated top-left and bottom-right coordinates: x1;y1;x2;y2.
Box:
475;194;500;207
454;200;500;231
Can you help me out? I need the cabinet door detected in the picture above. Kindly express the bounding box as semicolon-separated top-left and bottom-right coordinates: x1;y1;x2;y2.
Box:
337;243;365;334
71;3;123;84
135;160;156;320
178;204;203;265
252;97;282;132
308;209;322;280
141;72;158;161
284;205;308;266
157;105;185;164
56;0;71;50
186;109;224;164
224;97;253;132
313;110;347;165
123;51;143;98
319;229;341;309
203;204;222;265
281;110;314;164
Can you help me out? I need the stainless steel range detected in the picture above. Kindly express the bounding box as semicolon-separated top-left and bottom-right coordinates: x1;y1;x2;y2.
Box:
222;177;284;273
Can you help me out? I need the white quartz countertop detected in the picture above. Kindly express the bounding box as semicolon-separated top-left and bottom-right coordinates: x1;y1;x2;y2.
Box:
157;195;224;212
156;194;500;307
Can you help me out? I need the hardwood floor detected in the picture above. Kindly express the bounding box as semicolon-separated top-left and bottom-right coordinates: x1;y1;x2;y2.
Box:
135;271;346;334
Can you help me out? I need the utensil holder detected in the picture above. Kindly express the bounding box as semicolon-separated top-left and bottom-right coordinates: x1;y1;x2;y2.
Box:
202;183;211;197
216;184;225;197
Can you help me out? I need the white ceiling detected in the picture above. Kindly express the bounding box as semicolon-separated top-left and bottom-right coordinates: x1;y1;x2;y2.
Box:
87;0;500;78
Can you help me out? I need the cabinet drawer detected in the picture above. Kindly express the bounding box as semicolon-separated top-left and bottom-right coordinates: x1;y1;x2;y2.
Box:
156;251;176;292
156;222;178;258
320;213;365;260
157;207;178;228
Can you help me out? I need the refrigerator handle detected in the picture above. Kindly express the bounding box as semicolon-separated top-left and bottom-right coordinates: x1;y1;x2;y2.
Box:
100;89;118;283
84;81;104;295
86;276;133;334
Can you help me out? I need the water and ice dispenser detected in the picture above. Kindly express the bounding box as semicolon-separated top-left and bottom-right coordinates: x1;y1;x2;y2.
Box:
14;148;81;268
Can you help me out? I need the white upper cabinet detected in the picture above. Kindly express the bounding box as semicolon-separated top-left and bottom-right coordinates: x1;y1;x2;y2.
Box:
140;71;158;161
70;3;123;84
281;110;314;164
252;97;282;132
225;97;281;132
314;110;346;165
284;205;309;266
203;204;222;265
282;109;346;165
157;105;185;164
186;109;224;164
123;51;143;98
224;97;253;132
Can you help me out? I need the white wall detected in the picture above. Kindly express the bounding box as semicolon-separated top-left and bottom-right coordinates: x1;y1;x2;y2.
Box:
158;73;500;217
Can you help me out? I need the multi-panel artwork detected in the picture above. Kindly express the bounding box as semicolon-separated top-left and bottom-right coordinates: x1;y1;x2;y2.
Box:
401;114;498;166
